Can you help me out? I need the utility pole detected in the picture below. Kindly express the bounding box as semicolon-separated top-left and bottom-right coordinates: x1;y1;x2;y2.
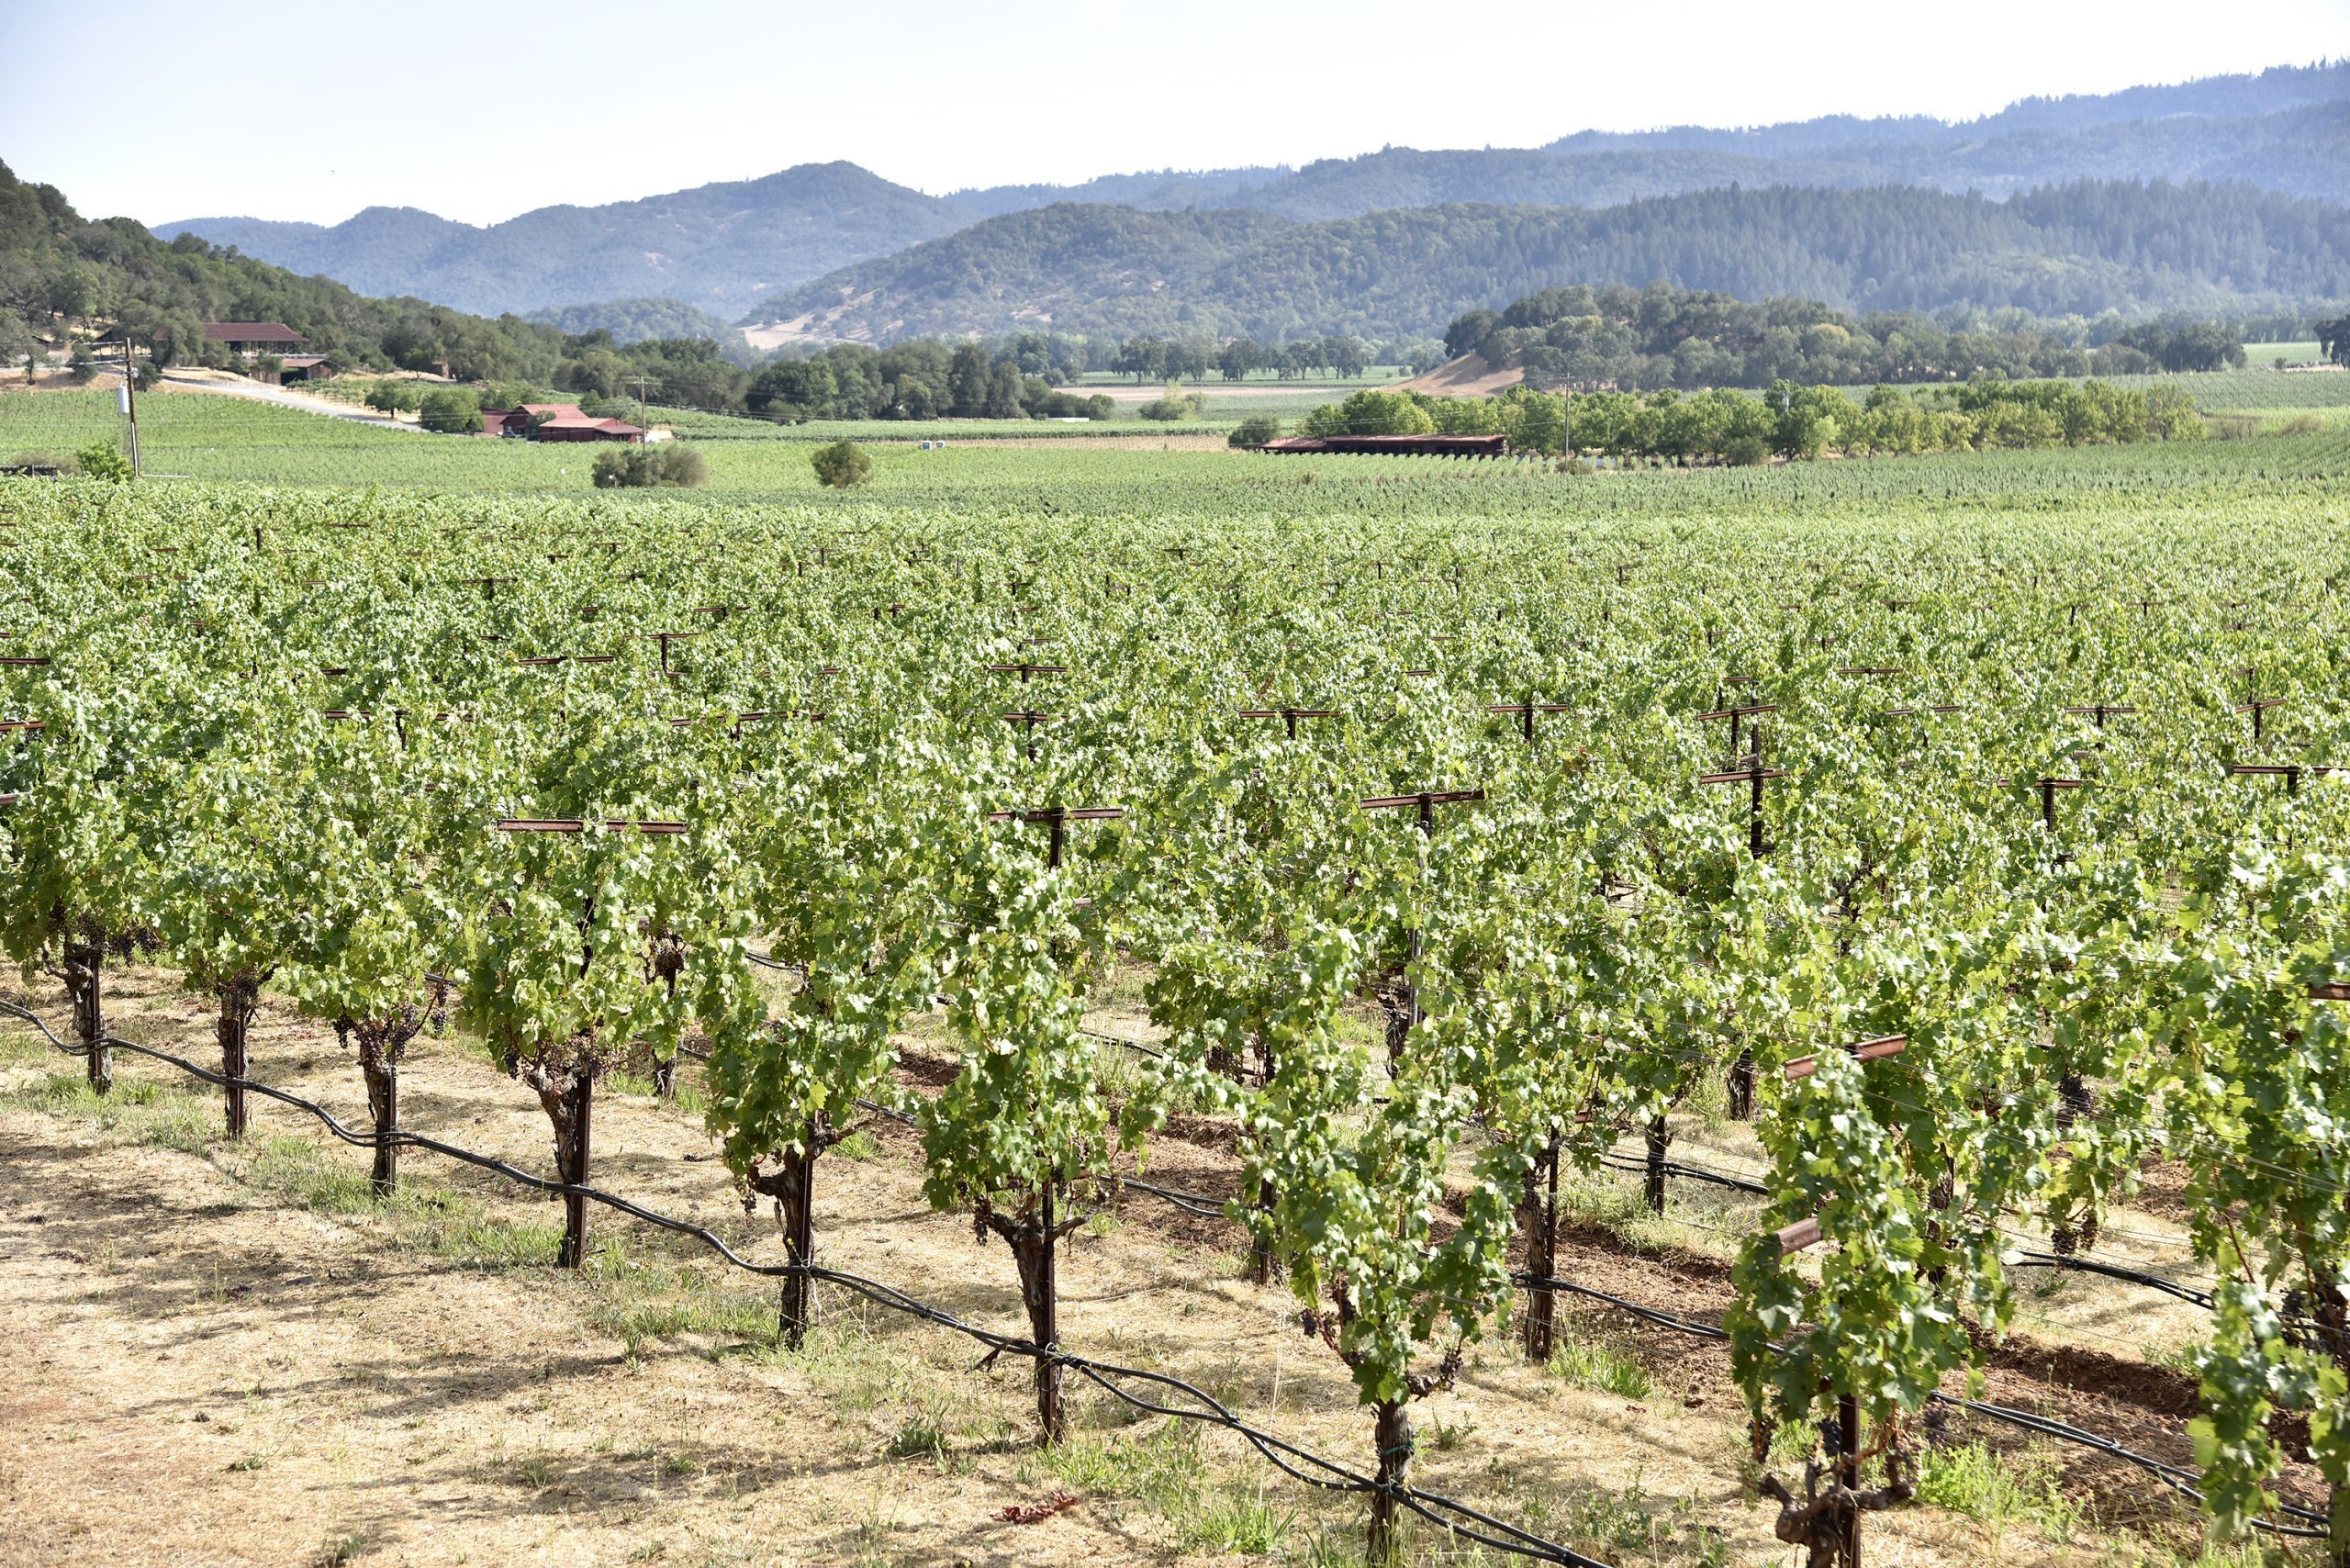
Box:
628;374;657;431
1561;386;1572;471
119;336;141;478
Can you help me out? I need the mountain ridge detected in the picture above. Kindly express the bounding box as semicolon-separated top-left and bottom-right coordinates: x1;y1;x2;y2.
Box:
161;161;975;319
753;180;2350;346
154;62;2349;328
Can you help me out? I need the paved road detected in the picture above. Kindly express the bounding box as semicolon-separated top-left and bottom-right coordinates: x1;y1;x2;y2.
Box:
158;373;423;432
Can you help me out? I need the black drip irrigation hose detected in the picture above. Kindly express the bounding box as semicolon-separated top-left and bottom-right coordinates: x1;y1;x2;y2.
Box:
17;989;2321;1546
2005;1251;2218;1313
1509;1270;2329;1540
1595;1150;1770;1195
519;1016;2268;1327
0;995;1608;1568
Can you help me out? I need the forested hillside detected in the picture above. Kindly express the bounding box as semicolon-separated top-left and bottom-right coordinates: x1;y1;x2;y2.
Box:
162;162;971;319
757;180;2350;345
1438;280;2261;391
522;298;754;360
155;63;2345;325
0;161;749;403
1542;59;2346;200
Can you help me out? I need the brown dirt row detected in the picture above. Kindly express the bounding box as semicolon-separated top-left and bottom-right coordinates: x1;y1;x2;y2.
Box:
0;963;2237;1567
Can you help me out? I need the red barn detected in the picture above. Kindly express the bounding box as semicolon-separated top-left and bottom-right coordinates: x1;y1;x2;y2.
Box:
1259;434;1507;458
530;416;645;444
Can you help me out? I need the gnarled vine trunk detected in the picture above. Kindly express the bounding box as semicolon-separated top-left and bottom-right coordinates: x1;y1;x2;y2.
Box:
217;973;263;1138
1519;1133;1561;1362
1249;1034;1281;1287
532;1067;595;1268
1644;1113;1670;1215
2050;1071;2102;1254
770;1147;818;1349
362;1054;398;1195
1727;1047;1754;1119
1250;1176;1281;1286
1007;1188;1065;1443
63;936;108;1093
1367;1398;1414;1562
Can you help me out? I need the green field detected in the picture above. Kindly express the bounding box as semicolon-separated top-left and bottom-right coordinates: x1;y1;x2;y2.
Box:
10;378;2350;499
2244;340;2326;364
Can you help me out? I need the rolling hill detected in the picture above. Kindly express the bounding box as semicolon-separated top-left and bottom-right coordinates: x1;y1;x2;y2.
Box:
162;162;973;319
751;180;2350;346
156;62;2348;333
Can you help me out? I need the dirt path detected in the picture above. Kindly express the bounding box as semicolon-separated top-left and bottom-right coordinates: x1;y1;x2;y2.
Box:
0;967;2216;1567
155;373;422;432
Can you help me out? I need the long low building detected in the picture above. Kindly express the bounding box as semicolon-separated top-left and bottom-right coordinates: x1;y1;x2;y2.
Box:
204;321;308;354
1259;433;1507;457
480;405;646;442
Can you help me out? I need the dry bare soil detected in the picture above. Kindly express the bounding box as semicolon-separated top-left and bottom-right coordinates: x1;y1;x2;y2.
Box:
0;963;2268;1568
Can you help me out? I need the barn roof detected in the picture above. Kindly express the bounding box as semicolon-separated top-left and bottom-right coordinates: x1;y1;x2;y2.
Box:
1260;433;1507;457
203;322;308;343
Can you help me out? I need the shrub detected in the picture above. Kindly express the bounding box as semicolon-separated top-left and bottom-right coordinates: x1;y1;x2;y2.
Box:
655;443;707;487
1138;384;1208;422
1722;434;1771;467
74;442;133;482
364;379;418;419
1227;416;1281;450
1302;388;1432;437
811;440;873;488
590;443;707;488
417;387;483;434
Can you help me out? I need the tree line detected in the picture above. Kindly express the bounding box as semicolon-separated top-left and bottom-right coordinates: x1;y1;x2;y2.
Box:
1288;377;2206;463
1442;281;2288;394
1109;333;1444;383
746;340;1116;422
755;178;2350;346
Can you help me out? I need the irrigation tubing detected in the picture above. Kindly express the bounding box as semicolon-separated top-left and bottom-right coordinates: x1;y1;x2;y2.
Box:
12;990;2319;1545
1091;1142;2227;1319
0;997;1606;1568
1509;1269;2329;1540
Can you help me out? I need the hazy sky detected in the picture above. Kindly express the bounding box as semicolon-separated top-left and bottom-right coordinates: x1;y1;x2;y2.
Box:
4;0;2343;228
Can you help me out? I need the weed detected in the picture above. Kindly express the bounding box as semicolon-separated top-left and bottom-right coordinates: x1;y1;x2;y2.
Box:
2142;1338;2206;1379
1426;1414;1478;1451
1915;1440;2086;1546
1546;1314;1654;1399
1046;1423;1204;1514
1175;1484;1293;1554
832;1129;881;1161
882;1420;946;1463
2;1070;213;1151
226;1452;267;1472
317;1529;375;1565
504;1448;559;1490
